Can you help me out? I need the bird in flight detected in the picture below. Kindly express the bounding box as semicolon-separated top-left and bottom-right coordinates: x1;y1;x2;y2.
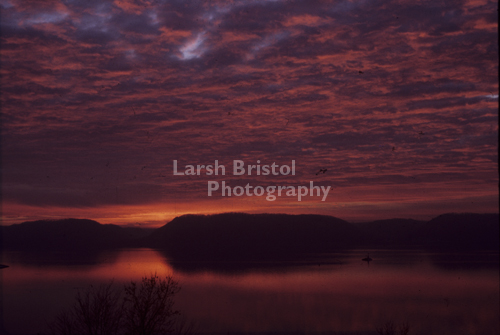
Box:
316;168;328;175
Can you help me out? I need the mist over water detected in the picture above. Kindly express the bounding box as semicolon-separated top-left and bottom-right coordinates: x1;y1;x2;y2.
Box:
2;249;498;335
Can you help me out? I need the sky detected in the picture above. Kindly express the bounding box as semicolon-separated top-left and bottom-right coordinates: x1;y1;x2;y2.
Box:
1;0;498;227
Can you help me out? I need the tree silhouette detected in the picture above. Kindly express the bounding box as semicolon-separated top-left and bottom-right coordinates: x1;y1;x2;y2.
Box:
49;282;122;335
48;275;186;335
376;321;410;335
123;274;180;335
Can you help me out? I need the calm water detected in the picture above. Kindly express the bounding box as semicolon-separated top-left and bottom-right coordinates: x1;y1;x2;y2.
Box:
1;249;498;335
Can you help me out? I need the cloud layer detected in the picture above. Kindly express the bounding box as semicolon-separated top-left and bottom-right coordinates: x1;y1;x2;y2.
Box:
1;0;498;225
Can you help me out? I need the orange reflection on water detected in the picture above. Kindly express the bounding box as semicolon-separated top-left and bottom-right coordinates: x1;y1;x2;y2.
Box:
3;249;174;285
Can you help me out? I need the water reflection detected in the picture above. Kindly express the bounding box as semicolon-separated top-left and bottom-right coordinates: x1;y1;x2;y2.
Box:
2;249;499;335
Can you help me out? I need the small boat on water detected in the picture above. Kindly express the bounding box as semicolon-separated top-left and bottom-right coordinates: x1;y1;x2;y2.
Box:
362;254;372;262
0;264;9;269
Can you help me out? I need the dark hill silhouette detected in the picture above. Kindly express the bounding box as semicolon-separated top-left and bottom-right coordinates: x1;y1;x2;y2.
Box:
355;218;426;247
1;213;498;258
416;213;499;250
147;213;365;260
1;218;154;251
